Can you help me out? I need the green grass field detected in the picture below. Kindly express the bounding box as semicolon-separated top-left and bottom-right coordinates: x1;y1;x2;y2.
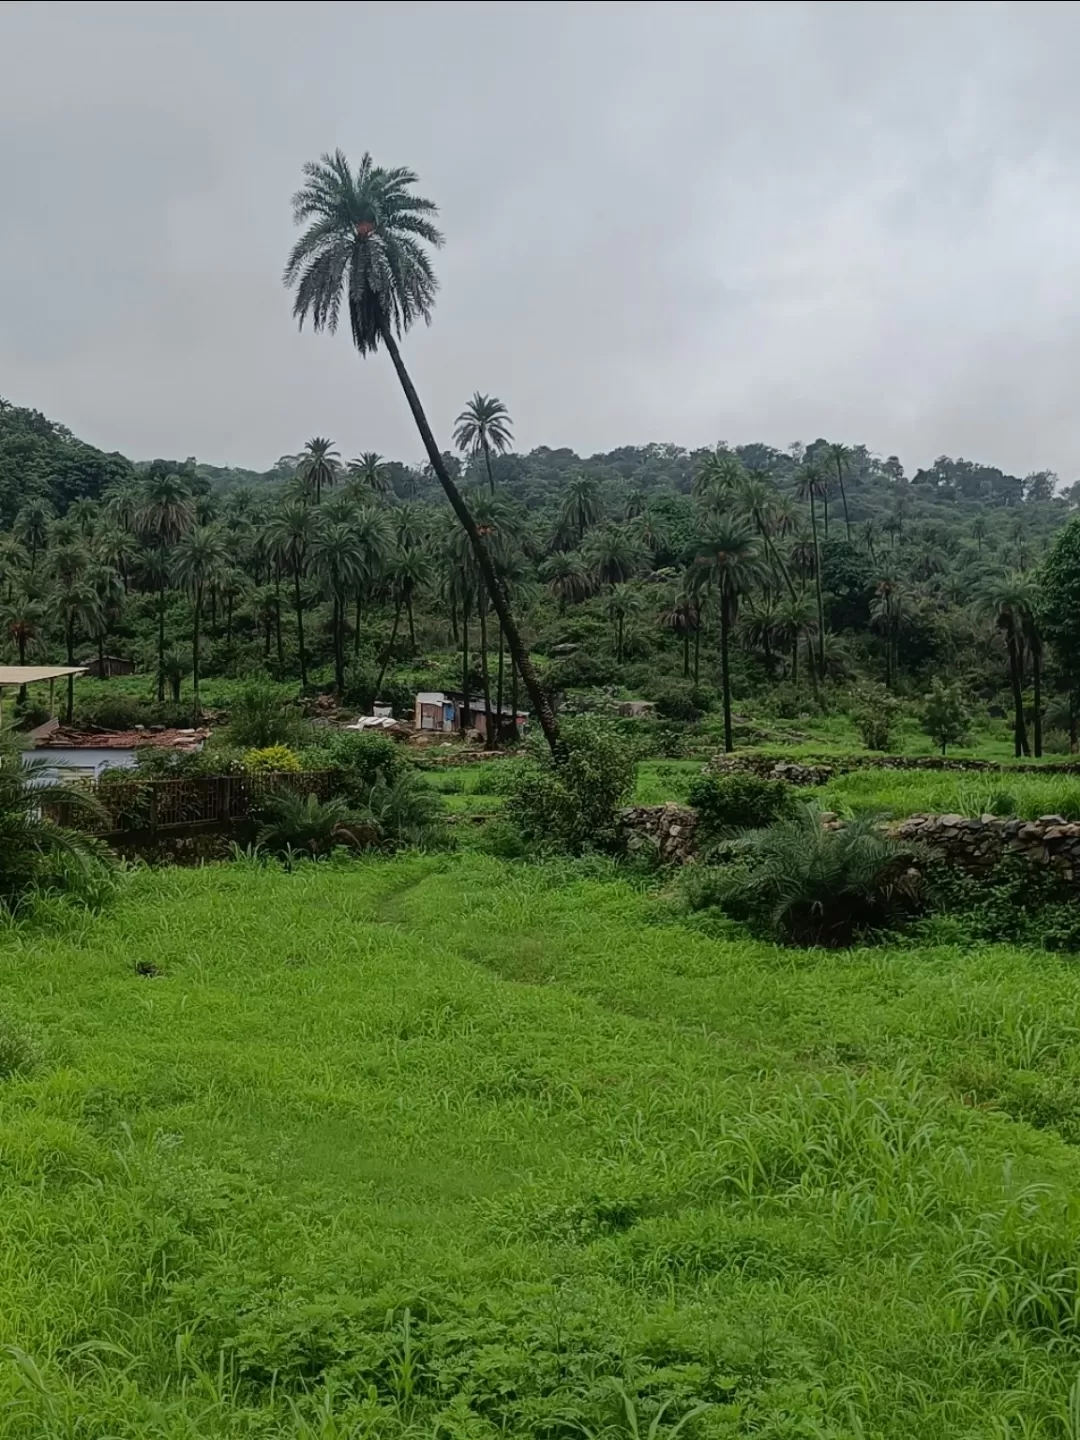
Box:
815;768;1080;820
2;855;1080;1435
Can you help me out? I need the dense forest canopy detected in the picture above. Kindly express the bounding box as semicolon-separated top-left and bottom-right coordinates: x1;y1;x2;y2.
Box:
1;390;1077;757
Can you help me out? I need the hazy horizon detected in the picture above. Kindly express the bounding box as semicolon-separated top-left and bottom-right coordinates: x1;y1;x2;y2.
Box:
2;1;1078;481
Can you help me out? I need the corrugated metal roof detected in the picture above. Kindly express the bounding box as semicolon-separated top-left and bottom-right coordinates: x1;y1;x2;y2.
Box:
31;726;210;752
0;665;87;685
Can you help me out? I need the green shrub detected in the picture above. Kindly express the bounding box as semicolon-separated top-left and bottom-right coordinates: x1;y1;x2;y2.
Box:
225;681;305;749
651;683;715;722
848;683;904;752
358;769;447;849
927;857;1080;951
692;803;926;946
922;680;971;755
504;719;635;854
307;732;408;804
687;773;794;839
255;792;368;861
243;745;301;775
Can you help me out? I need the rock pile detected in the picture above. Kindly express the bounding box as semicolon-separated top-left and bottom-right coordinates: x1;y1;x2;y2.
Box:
618;804;698;864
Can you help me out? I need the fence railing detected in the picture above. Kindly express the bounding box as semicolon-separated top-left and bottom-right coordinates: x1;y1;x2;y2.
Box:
52;770;338;837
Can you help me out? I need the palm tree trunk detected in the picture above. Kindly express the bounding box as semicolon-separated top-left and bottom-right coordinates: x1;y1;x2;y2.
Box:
478;597;493;747
809;493;826;680
379;321;558;750
16;633;27;706
693;614;701;686
192;585;202;721
461;597;471;732
510;655;519;743
293;570;308;690
790;633;798;684
720;593;733;752
227;594;234;646
157;583;166;703
682;624;689;679
406;594;416;653
65;618;75;723
354;592;362;656
1007;633;1029;757
495;623;505;748
1032;641;1043;758
275;571;284;669
333;592;345;694
375;597;402;696
835;459;851;542
482;437;495;496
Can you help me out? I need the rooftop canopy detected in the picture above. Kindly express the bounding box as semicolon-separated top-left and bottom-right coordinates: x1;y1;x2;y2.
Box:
0;666;87;686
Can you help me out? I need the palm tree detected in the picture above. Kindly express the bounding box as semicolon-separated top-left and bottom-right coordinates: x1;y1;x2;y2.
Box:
735;471;797;600
265;500;320;689
48;546;103;721
540;551;591;611
172;526;230;718
298;437;341;504
794;463;827;679
688;519;765;751
693;448;743;505
347;451;391;495
13;499;54;573
976;576;1032;757
556;473;602;548
869;572;909;691
606;582;642;665
136;472;194;701
94;525;141;592
453;393;514;494
739;593;781;673
972;514;988;556
828;443;853;542
310;521;365;693
86;561;124;681
658;588;698;680
774;591;817;685
284;149;558;749
0;587;45;703
583;524;646;589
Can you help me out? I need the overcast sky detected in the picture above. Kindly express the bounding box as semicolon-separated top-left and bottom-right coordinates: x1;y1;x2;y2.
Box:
1;1;1078;479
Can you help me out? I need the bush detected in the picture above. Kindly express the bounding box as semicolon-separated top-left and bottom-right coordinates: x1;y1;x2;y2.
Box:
306;732;408;804
691;803;926;946
243;745;301;775
927;857;1080;951
358;769;447;849
922;680;971;755
687;772;794;840
225;681;305;749
341;664;413;717
848;683;904;752
255;792;369;862
651;683;715;722
504;719;635;854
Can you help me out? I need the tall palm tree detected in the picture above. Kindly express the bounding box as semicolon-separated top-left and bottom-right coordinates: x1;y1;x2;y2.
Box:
347;451;391;495
583;524;646;589
693;448;743;505
606;582;642;665
657;588;698;680
94;525;141;592
265;500;320;689
172;526;230;718
828;442;853;542
284;149;558;749
735;471;798;600
136;472;194;701
774;591;817;685
453;393;514;494
298;437;341;504
688;519;765;751
310;521;365;693
86;561;124;681
48;546;102;722
0;587;45;702
976;576;1031;757
347;503;394;657
794;463;827;679
972;514;988;556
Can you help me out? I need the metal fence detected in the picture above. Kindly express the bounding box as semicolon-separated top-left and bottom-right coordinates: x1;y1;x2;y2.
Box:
54;770;338;838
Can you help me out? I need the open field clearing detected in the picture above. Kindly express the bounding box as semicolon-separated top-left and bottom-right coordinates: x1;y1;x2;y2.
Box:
1;855;1080;1435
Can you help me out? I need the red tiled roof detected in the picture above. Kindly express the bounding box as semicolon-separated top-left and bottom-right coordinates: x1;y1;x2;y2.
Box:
31;724;210;752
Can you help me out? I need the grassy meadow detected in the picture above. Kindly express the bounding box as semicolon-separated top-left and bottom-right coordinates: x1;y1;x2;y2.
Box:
2;854;1080;1435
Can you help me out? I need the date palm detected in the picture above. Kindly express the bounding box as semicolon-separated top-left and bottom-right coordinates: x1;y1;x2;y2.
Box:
265;500;320;689
688;519;766;751
827;442;853;542
13;498;54;573
794;462;827;680
0;587;45;703
347;451;390;495
48;546;103;721
976;575;1036;757
453;393;513;494
556;473;602;548
284;149;558;748
310;521;365;693
137;472;194;700
298;437;341;504
540;551;591;611
172;525;231;718
583;524;646;589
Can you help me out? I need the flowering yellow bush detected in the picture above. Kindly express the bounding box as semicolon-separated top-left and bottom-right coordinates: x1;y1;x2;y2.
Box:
242;745;301;775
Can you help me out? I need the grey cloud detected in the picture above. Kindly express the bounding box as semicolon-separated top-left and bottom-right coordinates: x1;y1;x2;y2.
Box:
1;0;1078;479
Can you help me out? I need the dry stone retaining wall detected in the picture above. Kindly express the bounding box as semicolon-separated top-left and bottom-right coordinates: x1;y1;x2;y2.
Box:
894;813;1080;880
619;804;698;864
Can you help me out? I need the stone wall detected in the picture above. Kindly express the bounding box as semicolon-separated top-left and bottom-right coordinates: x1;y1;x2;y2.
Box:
894;813;1080;880
619;804;698;864
705;751;1080;786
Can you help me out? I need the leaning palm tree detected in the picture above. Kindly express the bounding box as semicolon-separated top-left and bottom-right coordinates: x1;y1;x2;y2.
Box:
688;519;766;751
453;393;514;494
284;150;558;749
172;525;231;718
298;437;341;504
347;451;391;495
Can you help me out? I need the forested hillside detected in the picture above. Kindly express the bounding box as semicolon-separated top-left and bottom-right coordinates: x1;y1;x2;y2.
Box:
2;390;1078;757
